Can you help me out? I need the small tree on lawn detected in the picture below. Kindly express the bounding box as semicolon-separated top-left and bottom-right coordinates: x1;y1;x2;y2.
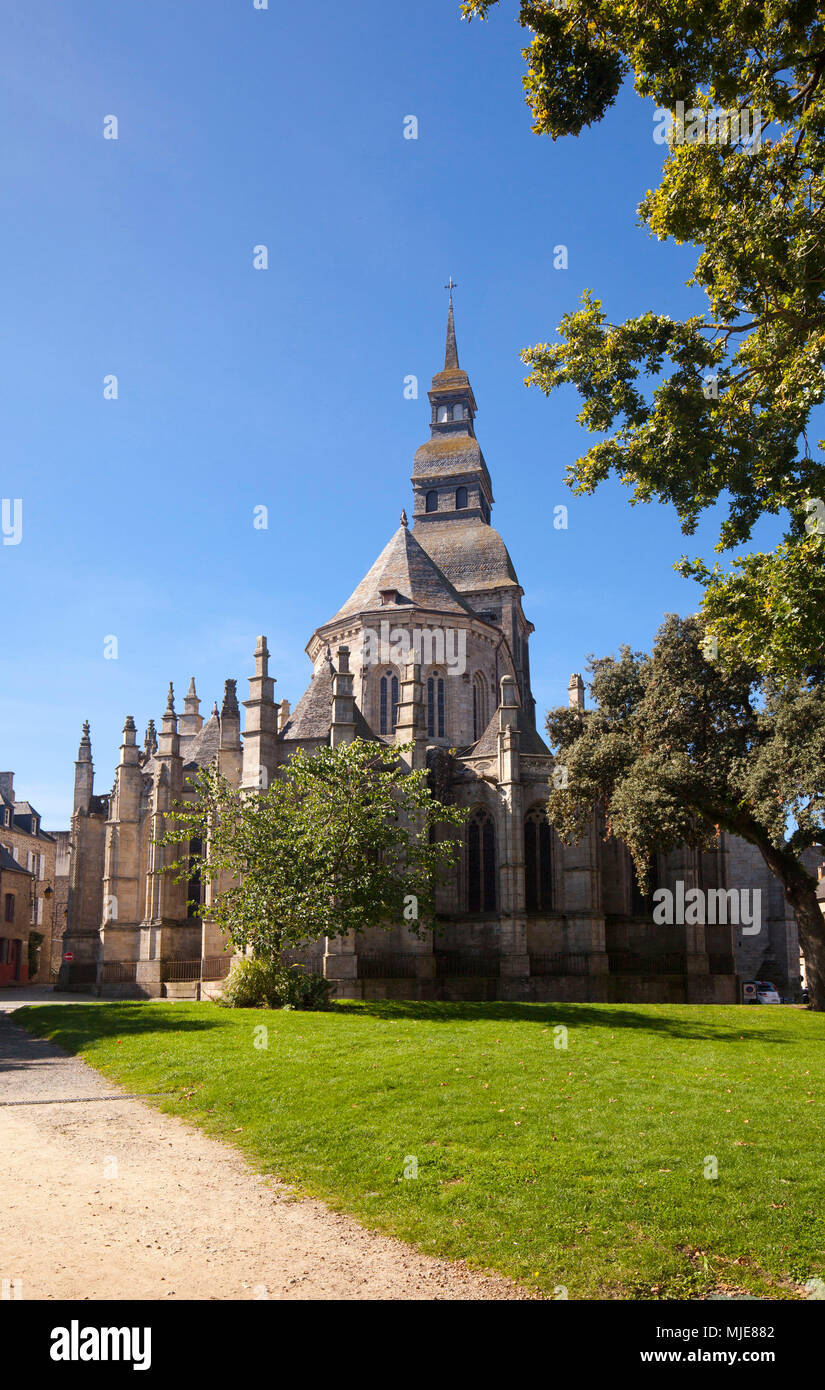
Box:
157;738;465;967
545;615;825;1009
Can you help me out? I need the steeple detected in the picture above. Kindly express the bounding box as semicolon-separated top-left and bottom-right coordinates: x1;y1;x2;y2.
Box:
444;278;459;369
411;289;492;529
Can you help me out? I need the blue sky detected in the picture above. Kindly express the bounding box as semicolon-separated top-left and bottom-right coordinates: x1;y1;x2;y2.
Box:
1;0;781;823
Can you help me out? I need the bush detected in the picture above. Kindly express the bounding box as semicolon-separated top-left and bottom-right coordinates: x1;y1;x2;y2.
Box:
220;956;333;1010
284;966;334;1011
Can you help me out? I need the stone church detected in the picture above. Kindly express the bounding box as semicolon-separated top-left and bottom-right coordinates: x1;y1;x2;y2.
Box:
60;300;802;1003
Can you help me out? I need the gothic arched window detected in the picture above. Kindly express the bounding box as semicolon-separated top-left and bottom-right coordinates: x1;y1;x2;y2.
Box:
468;809;496;912
379;672;399;735
472;671;487;741
426;490;438;513
453;403;465;421
437;405;449;423
524;810;553;912
456;485;468;510
427;672;445;738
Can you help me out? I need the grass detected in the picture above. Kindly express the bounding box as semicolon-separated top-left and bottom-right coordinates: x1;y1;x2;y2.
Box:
13;999;825;1300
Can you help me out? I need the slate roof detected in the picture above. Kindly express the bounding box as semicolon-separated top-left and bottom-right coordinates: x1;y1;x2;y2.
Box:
9;801;52;838
469;705;550;759
328;525;479;624
415;518;520;593
185;709;221;767
412;434;492;494
0;845;31;875
280;655;376;744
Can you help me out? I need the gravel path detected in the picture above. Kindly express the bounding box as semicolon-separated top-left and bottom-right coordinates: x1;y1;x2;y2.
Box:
0;1009;532;1301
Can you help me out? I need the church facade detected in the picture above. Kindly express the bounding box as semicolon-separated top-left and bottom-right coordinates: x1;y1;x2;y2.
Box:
60;303;801;1003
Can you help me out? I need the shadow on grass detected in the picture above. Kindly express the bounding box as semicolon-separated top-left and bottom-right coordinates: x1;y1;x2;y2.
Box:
9;1003;224;1057
332;998;807;1042
10;999;812;1050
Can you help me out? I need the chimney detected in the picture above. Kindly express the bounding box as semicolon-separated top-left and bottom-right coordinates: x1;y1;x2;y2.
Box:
0;772;14;803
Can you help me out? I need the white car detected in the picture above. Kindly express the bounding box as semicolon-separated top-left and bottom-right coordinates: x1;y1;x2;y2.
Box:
755;981;781;1004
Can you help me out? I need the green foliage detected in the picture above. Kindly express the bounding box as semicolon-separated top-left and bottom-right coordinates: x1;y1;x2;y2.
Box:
157;738;465;963
545;614;825;1005
219;957;333;1011
27;930;44;979
462;0;825;676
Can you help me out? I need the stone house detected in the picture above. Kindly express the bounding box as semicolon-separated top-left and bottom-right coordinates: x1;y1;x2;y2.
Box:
0;771;60;983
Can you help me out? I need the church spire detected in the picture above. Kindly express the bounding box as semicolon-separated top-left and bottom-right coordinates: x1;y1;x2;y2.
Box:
410;291;493;528
444;277;459;369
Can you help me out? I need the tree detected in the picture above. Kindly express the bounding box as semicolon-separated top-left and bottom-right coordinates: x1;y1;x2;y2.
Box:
462;0;825;677
544;614;825;1009
157;739;465;964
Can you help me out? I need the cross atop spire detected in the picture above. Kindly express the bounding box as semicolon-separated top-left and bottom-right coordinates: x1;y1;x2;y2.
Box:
443;278;459;369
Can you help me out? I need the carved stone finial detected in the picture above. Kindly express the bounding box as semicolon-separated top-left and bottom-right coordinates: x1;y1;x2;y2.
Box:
400;508;408;528
221;678;239;718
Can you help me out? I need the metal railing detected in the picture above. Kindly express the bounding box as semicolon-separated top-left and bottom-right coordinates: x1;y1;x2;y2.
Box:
530;953;589;976
161;956;232;983
281;951;325;975
435;951;501;978
101;961;138;984
202;955;233;981
357;953;418;979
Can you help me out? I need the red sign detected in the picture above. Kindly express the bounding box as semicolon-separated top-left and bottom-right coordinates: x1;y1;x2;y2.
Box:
63;952;74;961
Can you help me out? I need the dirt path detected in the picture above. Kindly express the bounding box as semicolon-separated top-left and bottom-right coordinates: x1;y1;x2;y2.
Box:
0;1012;531;1301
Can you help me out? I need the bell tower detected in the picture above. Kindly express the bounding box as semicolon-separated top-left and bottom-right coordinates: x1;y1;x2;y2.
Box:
411;283;494;527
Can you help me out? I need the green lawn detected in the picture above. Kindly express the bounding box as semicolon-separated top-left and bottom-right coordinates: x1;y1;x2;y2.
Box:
14;999;825;1299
